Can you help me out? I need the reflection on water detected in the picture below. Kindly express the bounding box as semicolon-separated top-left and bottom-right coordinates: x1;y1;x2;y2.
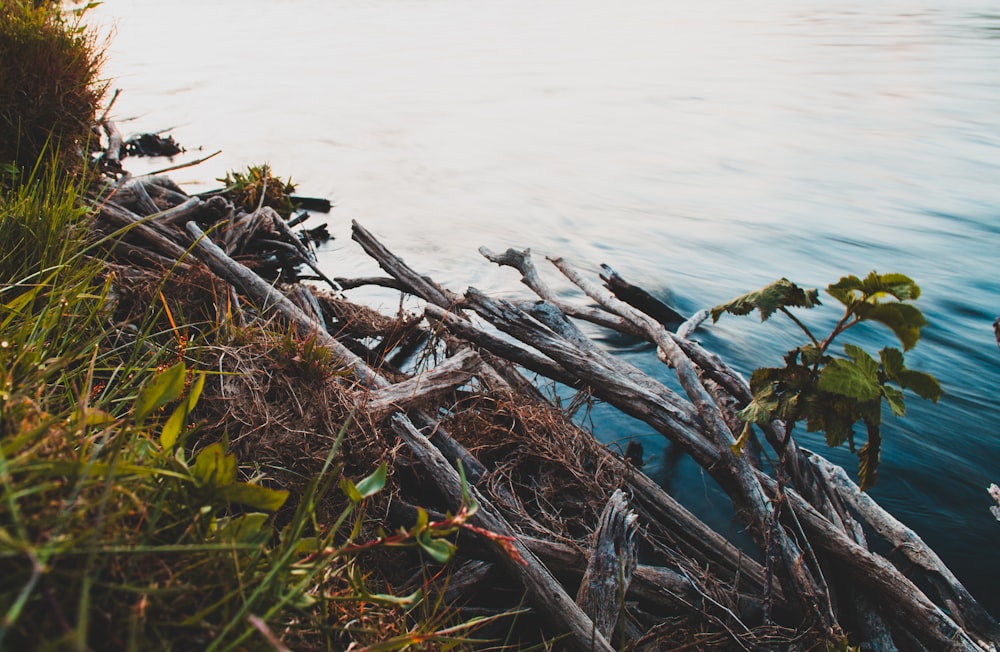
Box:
91;0;1000;610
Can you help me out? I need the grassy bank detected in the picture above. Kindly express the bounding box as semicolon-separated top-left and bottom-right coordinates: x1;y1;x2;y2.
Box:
0;4;481;650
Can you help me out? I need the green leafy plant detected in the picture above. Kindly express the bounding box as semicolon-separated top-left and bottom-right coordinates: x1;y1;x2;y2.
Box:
712;271;942;489
218;163;297;217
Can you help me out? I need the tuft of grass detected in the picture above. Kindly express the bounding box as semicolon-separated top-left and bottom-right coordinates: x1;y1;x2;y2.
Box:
0;1;108;182
218;163;297;217
0;162;95;288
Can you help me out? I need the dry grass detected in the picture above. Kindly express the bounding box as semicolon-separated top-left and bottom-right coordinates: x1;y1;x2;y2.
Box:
0;2;107;181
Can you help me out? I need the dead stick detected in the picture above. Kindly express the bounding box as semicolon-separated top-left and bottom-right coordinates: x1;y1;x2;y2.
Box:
391;414;615;652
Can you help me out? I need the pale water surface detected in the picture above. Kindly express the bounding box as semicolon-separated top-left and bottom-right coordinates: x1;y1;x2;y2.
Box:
90;0;1000;610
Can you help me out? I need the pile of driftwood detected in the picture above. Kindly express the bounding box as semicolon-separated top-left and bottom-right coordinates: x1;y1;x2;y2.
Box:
90;172;999;651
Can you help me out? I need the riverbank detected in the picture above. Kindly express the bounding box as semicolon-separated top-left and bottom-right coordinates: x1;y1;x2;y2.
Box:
2;3;998;650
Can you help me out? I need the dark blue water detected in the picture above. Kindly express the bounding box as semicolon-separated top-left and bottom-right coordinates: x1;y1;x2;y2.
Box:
92;0;1000;612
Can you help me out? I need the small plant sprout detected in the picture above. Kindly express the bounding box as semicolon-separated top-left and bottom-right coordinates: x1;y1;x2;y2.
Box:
712;271;942;489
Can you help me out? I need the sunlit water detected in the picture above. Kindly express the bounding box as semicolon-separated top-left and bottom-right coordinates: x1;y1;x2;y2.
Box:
90;0;1000;611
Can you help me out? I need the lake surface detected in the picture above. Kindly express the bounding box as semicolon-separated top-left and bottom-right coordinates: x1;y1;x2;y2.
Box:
90;0;1000;611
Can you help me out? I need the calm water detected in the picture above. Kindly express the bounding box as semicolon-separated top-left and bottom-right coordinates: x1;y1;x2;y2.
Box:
90;0;1000;610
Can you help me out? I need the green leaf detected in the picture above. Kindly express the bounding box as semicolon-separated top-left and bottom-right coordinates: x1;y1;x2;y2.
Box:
897;370;943;402
853;302;926;350
818;354;880;402
883;386;906;417
825;274;864;308
414;507;429;532
219;483;289;511
739;390;778;424
879;347;905;380
160;372;205;450
213;513;271;544
361;589;422;608
355;463;387;499
134;362;187;425
417;532;456;563
192;442;236;489
860;271;920;301
710;278;820;323
827;271;920;308
340;477;362;503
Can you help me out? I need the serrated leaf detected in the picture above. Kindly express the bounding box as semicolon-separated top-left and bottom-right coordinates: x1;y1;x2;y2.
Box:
826;274;864;307
896;370;943;402
804;393;856;447
827;272;920;307
739;390;778;424
843;344;879;373
818;357;880;401
355;462;387;499
160;372;205;450
799;344;825;366
860;271;920;302
192;442;236;488
853;302;926;350
134;362;186;425
220;483;289;511
883;386;906;417
710;278;820;322
748;366;789;391
879;347;905;380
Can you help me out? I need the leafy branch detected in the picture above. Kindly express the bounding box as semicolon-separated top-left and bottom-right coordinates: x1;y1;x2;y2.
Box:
712;271;942;489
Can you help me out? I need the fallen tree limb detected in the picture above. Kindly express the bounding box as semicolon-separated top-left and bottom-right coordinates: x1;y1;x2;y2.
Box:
352;220;462;308
390;413;616;652
576;489;639;639
549;255;835;628
811;452;1000;644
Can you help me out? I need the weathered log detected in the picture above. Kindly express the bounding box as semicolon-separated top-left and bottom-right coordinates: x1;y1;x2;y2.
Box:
138;176;191;209
754;472;985;651
426;298;779;606
334;276;406;292
424;303;583;390
598;264;686;328
290;195;332;213
358;348;482;417
97;200;195;265
270;207;342;292
676;308;710;340
286;284;327;331
549;255;835;627
186;221;381;388
576;489;639;639
153;195;231;227
102;119;123;169
440;559;495;604
812;453;1000;645
480;246;646;338
991;484;1000;522
390;414;616;652
387;499;734;624
188;222;490;488
351;220;462;308
116;178;161;215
